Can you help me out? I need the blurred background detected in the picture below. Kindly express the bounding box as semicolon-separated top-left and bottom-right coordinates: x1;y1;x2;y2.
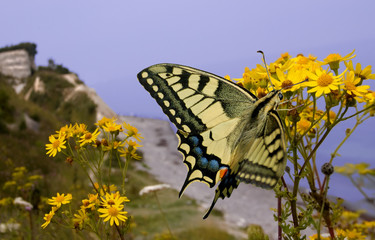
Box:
1;0;375;238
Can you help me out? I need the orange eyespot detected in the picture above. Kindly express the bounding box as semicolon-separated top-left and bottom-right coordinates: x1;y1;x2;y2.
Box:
219;168;228;179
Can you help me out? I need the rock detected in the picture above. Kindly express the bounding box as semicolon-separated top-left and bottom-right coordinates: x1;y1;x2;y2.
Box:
0;49;35;79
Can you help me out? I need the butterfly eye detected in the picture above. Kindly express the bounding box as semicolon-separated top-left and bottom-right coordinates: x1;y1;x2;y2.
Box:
278;92;283;100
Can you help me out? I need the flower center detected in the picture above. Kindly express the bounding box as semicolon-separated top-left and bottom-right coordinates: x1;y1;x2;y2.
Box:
345;81;356;91
317;73;333;87
281;79;294;89
83;200;90;206
52;140;60;148
107;199;115;206
85;133;92;140
108;207;119;216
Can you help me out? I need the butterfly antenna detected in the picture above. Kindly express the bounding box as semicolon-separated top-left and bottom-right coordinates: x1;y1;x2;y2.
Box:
281;78;309;91
257;50;275;90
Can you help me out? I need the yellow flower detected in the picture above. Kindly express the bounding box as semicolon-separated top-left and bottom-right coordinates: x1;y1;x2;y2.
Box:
119;147;142;160
323;50;355;72
123;123;143;142
93;182;100;191
294;54;316;66
57;124;74;139
41;208;56;229
306;68;344;97
233;67;262;92
79;128;100;147
338;228;366;240
46;133;66;157
81;199;96;210
88;193;100;205
324;50;356;64
308;233;330;240
345;60;375;80
47;193;72;208
296;118;311;135
103;121;123;133
354;163;375;175
100;191;129;208
3;180;16;189
102;140;125;151
343;71;370;97
275;52;291;64
323;110;336;124
0;197;13;206
362;220;375;228
127;140;142;150
272;68;305;92
96;184;118;195
255;87;267;99
96;117;116;128
98;204;128;226
28;174;43;182
73;123;87;136
335;164;357;176
73;208;88;229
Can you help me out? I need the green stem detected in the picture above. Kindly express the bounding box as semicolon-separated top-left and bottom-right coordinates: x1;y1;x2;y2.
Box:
291;125;299;230
154;192;174;239
341;104;375;121
115;224;125;240
278;195;282;240
316;176;335;239
122;157;130;194
28;210;34;240
349;176;373;203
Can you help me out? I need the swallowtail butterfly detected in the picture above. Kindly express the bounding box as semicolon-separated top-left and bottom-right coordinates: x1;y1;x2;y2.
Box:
137;63;286;218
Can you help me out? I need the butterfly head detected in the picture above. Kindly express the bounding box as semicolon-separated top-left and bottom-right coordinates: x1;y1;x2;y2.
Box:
266;89;284;109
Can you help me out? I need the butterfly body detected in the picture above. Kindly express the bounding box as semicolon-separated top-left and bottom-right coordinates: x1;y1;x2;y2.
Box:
137;63;286;218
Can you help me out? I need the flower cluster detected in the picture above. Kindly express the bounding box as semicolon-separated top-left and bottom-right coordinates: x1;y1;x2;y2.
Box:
41;193;72;228
230;51;375;239
231;51;375;138
42;185;130;230
45;117;143;160
309;209;375;240
42;117;142;238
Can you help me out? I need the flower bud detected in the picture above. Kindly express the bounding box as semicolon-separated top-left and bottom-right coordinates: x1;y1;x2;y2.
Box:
321;163;334;176
287;108;300;123
345;94;357;107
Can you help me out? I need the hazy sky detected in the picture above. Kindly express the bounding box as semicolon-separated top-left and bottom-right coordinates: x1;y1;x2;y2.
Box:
1;0;375;201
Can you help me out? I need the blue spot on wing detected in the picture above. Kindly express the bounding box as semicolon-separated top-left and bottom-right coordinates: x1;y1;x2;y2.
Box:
189;136;199;146
208;160;219;172
197;157;208;168
194;147;203;156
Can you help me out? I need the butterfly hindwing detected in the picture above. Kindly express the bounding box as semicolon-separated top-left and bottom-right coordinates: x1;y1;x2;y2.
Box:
176;131;228;196
237;109;286;188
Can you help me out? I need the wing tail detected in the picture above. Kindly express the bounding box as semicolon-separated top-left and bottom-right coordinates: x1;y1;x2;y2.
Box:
203;170;240;219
